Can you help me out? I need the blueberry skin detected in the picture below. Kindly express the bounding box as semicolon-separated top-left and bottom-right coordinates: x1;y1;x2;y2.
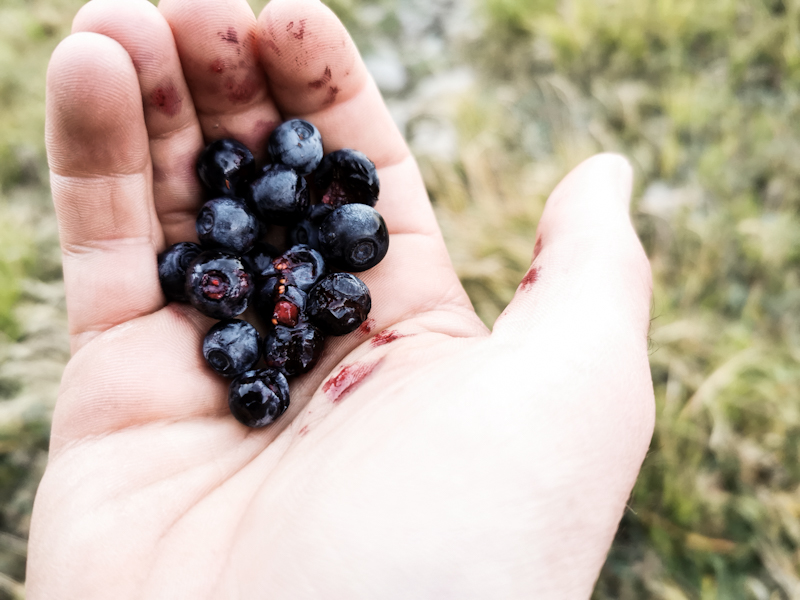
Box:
272;245;327;292
203;319;261;378
288;219;321;250
158;242;201;302
267;119;323;176
255;245;328;312
288;205;334;250
308;273;372;335
307;203;335;224
263;323;325;377
228;368;290;428
242;242;282;280
256;282;308;325
315;149;379;207
318;204;389;272
249;164;310;226
196;197;260;254
185;250;254;319
197;139;256;197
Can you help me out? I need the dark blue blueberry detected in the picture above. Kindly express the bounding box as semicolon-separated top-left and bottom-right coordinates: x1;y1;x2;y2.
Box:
263;323;325;377
307;203;336;224
196;197;260;254
242;242;282;280
288;218;321;250
158;242;201;302
267;119;323;176
202;319;261;377
318;204;389;272
315;149;379;207
197;139;256;197
185;250;253;319
228;368;290;428
272;245;327;292
249;164;310;226
308;273;371;335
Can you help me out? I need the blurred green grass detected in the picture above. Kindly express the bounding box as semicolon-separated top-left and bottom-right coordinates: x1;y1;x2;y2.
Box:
2;0;800;597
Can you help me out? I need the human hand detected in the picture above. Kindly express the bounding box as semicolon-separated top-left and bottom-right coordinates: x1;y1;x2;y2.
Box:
28;0;655;597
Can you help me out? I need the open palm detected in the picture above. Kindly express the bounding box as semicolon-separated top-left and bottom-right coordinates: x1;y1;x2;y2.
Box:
28;0;655;597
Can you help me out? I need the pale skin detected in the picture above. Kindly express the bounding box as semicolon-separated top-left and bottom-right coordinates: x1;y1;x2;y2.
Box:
26;0;655;597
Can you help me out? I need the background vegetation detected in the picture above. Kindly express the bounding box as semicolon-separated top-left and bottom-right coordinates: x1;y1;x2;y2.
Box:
0;0;798;597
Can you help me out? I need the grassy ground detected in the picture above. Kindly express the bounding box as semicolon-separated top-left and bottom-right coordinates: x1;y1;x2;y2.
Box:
1;0;799;597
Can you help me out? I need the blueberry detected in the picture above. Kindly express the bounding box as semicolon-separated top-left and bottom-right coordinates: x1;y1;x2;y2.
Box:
308;273;371;335
318;204;389;272
203;319;261;377
288;205;334;250
254;245;328;312
267;119;323;176
197;139;256;197
307;203;335;224
158;242;202;302
288;218;321;250
272;245;327;292
242;242;282;280
185;250;253;319
249;164;310;226
228;368;290;428
315;149;379;207
263;323;325;377
196;197;261;254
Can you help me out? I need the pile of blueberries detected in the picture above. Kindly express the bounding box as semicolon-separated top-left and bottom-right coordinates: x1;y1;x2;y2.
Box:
157;120;388;428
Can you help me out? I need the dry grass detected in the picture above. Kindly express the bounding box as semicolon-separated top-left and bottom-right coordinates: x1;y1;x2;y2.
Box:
1;0;798;597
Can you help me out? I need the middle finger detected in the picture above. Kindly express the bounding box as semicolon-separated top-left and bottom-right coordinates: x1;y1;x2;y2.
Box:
159;0;282;159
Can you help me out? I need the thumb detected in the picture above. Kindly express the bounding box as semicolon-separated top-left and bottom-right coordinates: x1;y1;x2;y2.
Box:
493;153;652;348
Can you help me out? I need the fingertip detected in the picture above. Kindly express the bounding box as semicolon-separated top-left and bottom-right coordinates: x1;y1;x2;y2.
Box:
257;0;366;113
47;32;147;176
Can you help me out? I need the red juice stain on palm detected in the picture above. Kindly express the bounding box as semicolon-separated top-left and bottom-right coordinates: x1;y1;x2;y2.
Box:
359;318;375;335
298;425;309;436
323;358;384;403
150;84;182;117
371;330;409;348
521;266;540;291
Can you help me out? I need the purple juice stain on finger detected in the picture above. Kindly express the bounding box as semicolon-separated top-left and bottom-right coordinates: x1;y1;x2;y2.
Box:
220;27;239;44
287;19;306;40
309;66;332;89
324;86;339;106
323;358;384;403
225;73;260;104
520;266;541;291
150;83;182;117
